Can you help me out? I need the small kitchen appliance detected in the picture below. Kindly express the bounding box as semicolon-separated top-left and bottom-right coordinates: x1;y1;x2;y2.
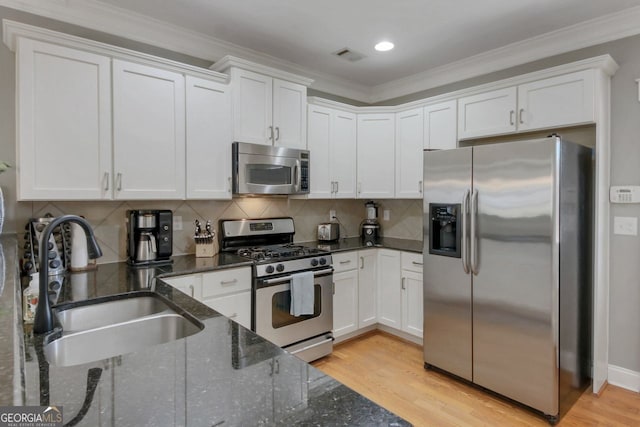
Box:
361;201;381;246
126;210;173;266
219;217;333;362
317;222;340;242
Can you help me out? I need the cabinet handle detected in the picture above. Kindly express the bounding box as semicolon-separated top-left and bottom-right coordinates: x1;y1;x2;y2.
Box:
336;181;339;193
229;313;238;318
418;180;423;193
401;277;406;290
275;126;280;141
519;108;525;124
357;182;362;194
116;173;122;191
509;110;515;126
412;261;423;266
269;126;274;142
339;260;351;265
228;177;232;193
188;284;194;297
360;256;364;269
220;279;238;285
103;172;109;191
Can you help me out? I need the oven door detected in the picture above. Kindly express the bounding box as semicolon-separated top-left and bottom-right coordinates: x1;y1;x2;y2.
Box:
254;268;333;348
235;152;302;195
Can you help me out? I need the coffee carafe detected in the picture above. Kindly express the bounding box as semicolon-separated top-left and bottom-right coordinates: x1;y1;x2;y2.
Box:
127;210;173;266
361;201;381;246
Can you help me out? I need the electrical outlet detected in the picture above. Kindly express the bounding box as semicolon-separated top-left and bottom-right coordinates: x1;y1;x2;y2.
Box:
613;216;637;236
383;209;390;221
173;216;183;231
329;210;336;221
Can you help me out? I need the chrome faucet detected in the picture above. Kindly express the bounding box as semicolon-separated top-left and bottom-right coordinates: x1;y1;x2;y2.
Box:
34;215;103;334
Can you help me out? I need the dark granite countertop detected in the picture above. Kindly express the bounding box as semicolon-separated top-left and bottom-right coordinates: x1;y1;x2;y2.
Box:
0;235;410;426
304;236;422;254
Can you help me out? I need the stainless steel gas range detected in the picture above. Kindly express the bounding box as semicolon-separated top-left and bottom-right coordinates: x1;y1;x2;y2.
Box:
219;217;333;362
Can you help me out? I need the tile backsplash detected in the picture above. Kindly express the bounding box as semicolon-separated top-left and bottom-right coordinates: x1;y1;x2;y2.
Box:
18;198;423;264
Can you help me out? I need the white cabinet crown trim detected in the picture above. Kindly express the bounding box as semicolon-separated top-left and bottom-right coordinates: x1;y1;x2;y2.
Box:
211;55;314;87
2;19;229;82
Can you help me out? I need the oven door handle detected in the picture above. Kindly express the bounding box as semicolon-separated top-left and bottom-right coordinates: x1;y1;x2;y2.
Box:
261;268;334;285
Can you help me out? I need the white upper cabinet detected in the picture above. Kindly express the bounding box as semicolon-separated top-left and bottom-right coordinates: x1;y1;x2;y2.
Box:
185;76;233;199
307;104;357;199
231;68;306;148
16;38;112;200
517;70;595;131
357;113;395;199
113;59;186;199
458;70;596;139
395;108;424;199
458;87;517;139
424;99;457;150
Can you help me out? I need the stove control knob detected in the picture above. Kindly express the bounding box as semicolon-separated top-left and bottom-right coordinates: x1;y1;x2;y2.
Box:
319;257;327;265
310;258;319;267
266;265;275;274
276;264;285;272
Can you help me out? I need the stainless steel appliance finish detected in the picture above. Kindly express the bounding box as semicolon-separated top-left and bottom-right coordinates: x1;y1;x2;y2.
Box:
232;142;310;195
423;136;593;422
219;217;334;362
317;222;340;242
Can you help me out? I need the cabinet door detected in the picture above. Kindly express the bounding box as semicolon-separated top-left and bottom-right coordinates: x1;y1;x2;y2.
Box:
163;274;202;299
331;111;357;198
377;249;401;328
517;70;595;131
113;60;185;199
424;100;457;150
307;105;332;198
231;68;273;145
357;113;395;198
16;38;112;200
358;250;377;328
457;87;516;139
185;76;232;199
402;270;423;338
273;79;307;149
395;108;424;199
332;270;359;337
202;291;251;329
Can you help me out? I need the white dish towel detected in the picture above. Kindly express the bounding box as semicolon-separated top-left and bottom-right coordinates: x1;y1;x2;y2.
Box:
290;271;315;316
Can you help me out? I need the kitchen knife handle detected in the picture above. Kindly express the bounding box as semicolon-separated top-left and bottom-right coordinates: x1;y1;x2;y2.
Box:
461;189;470;274
470;189;479;275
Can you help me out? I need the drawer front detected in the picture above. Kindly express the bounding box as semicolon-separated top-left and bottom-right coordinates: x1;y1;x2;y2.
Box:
332;251;358;273
201;267;251;298
401;251;423;273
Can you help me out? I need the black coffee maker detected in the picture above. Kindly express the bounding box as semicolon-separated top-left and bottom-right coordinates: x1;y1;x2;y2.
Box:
361;201;381;246
126;210;173;266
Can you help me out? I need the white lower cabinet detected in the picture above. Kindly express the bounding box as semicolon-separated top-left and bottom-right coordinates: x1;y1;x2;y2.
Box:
163;267;252;329
377;249;402;328
358;250;377;328
332;269;359;337
401;252;424;338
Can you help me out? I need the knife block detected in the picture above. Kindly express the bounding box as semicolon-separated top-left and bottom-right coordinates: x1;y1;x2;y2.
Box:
195;241;216;258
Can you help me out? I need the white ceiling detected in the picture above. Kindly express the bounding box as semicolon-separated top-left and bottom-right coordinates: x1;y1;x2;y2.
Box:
3;0;640;102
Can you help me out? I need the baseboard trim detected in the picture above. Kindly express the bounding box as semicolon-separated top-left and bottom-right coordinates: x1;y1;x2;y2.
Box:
608;364;640;392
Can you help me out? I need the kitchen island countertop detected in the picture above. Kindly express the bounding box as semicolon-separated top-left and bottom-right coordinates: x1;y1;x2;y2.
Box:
0;234;410;426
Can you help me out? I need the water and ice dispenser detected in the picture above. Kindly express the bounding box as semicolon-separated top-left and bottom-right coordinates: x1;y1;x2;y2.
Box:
428;204;461;258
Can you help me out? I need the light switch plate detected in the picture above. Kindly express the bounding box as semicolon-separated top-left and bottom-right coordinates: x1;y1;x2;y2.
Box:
329;210;336;221
383;209;390;221
613;216;637;236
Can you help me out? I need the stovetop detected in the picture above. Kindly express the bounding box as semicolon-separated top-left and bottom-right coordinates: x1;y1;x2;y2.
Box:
235;244;326;262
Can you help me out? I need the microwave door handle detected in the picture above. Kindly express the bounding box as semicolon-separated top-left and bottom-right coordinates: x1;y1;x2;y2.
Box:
293;161;300;192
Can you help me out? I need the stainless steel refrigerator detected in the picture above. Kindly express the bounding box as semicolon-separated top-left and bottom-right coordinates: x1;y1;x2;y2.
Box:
423;136;592;423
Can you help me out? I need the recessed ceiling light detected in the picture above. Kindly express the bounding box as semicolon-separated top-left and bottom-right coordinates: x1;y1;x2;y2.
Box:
374;41;394;52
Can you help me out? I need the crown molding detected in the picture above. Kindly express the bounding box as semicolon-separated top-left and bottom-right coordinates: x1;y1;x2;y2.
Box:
211;55;314;87
371;6;640;103
0;0;636;104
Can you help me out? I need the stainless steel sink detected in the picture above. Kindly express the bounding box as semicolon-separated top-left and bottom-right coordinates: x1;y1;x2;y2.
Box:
44;294;203;367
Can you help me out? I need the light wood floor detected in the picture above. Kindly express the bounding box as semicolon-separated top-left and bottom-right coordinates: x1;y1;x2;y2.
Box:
312;332;640;426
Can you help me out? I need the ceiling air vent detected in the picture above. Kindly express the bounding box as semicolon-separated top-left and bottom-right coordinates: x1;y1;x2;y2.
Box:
332;47;366;62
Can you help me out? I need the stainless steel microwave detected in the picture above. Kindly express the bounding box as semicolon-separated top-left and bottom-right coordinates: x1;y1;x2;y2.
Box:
232;142;310;195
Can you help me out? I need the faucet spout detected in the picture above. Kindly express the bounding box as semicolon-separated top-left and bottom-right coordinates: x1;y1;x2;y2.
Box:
33;215;102;334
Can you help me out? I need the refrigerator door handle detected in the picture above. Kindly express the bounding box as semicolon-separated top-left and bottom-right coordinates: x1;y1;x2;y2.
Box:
470;189;479;275
461;189;470;274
